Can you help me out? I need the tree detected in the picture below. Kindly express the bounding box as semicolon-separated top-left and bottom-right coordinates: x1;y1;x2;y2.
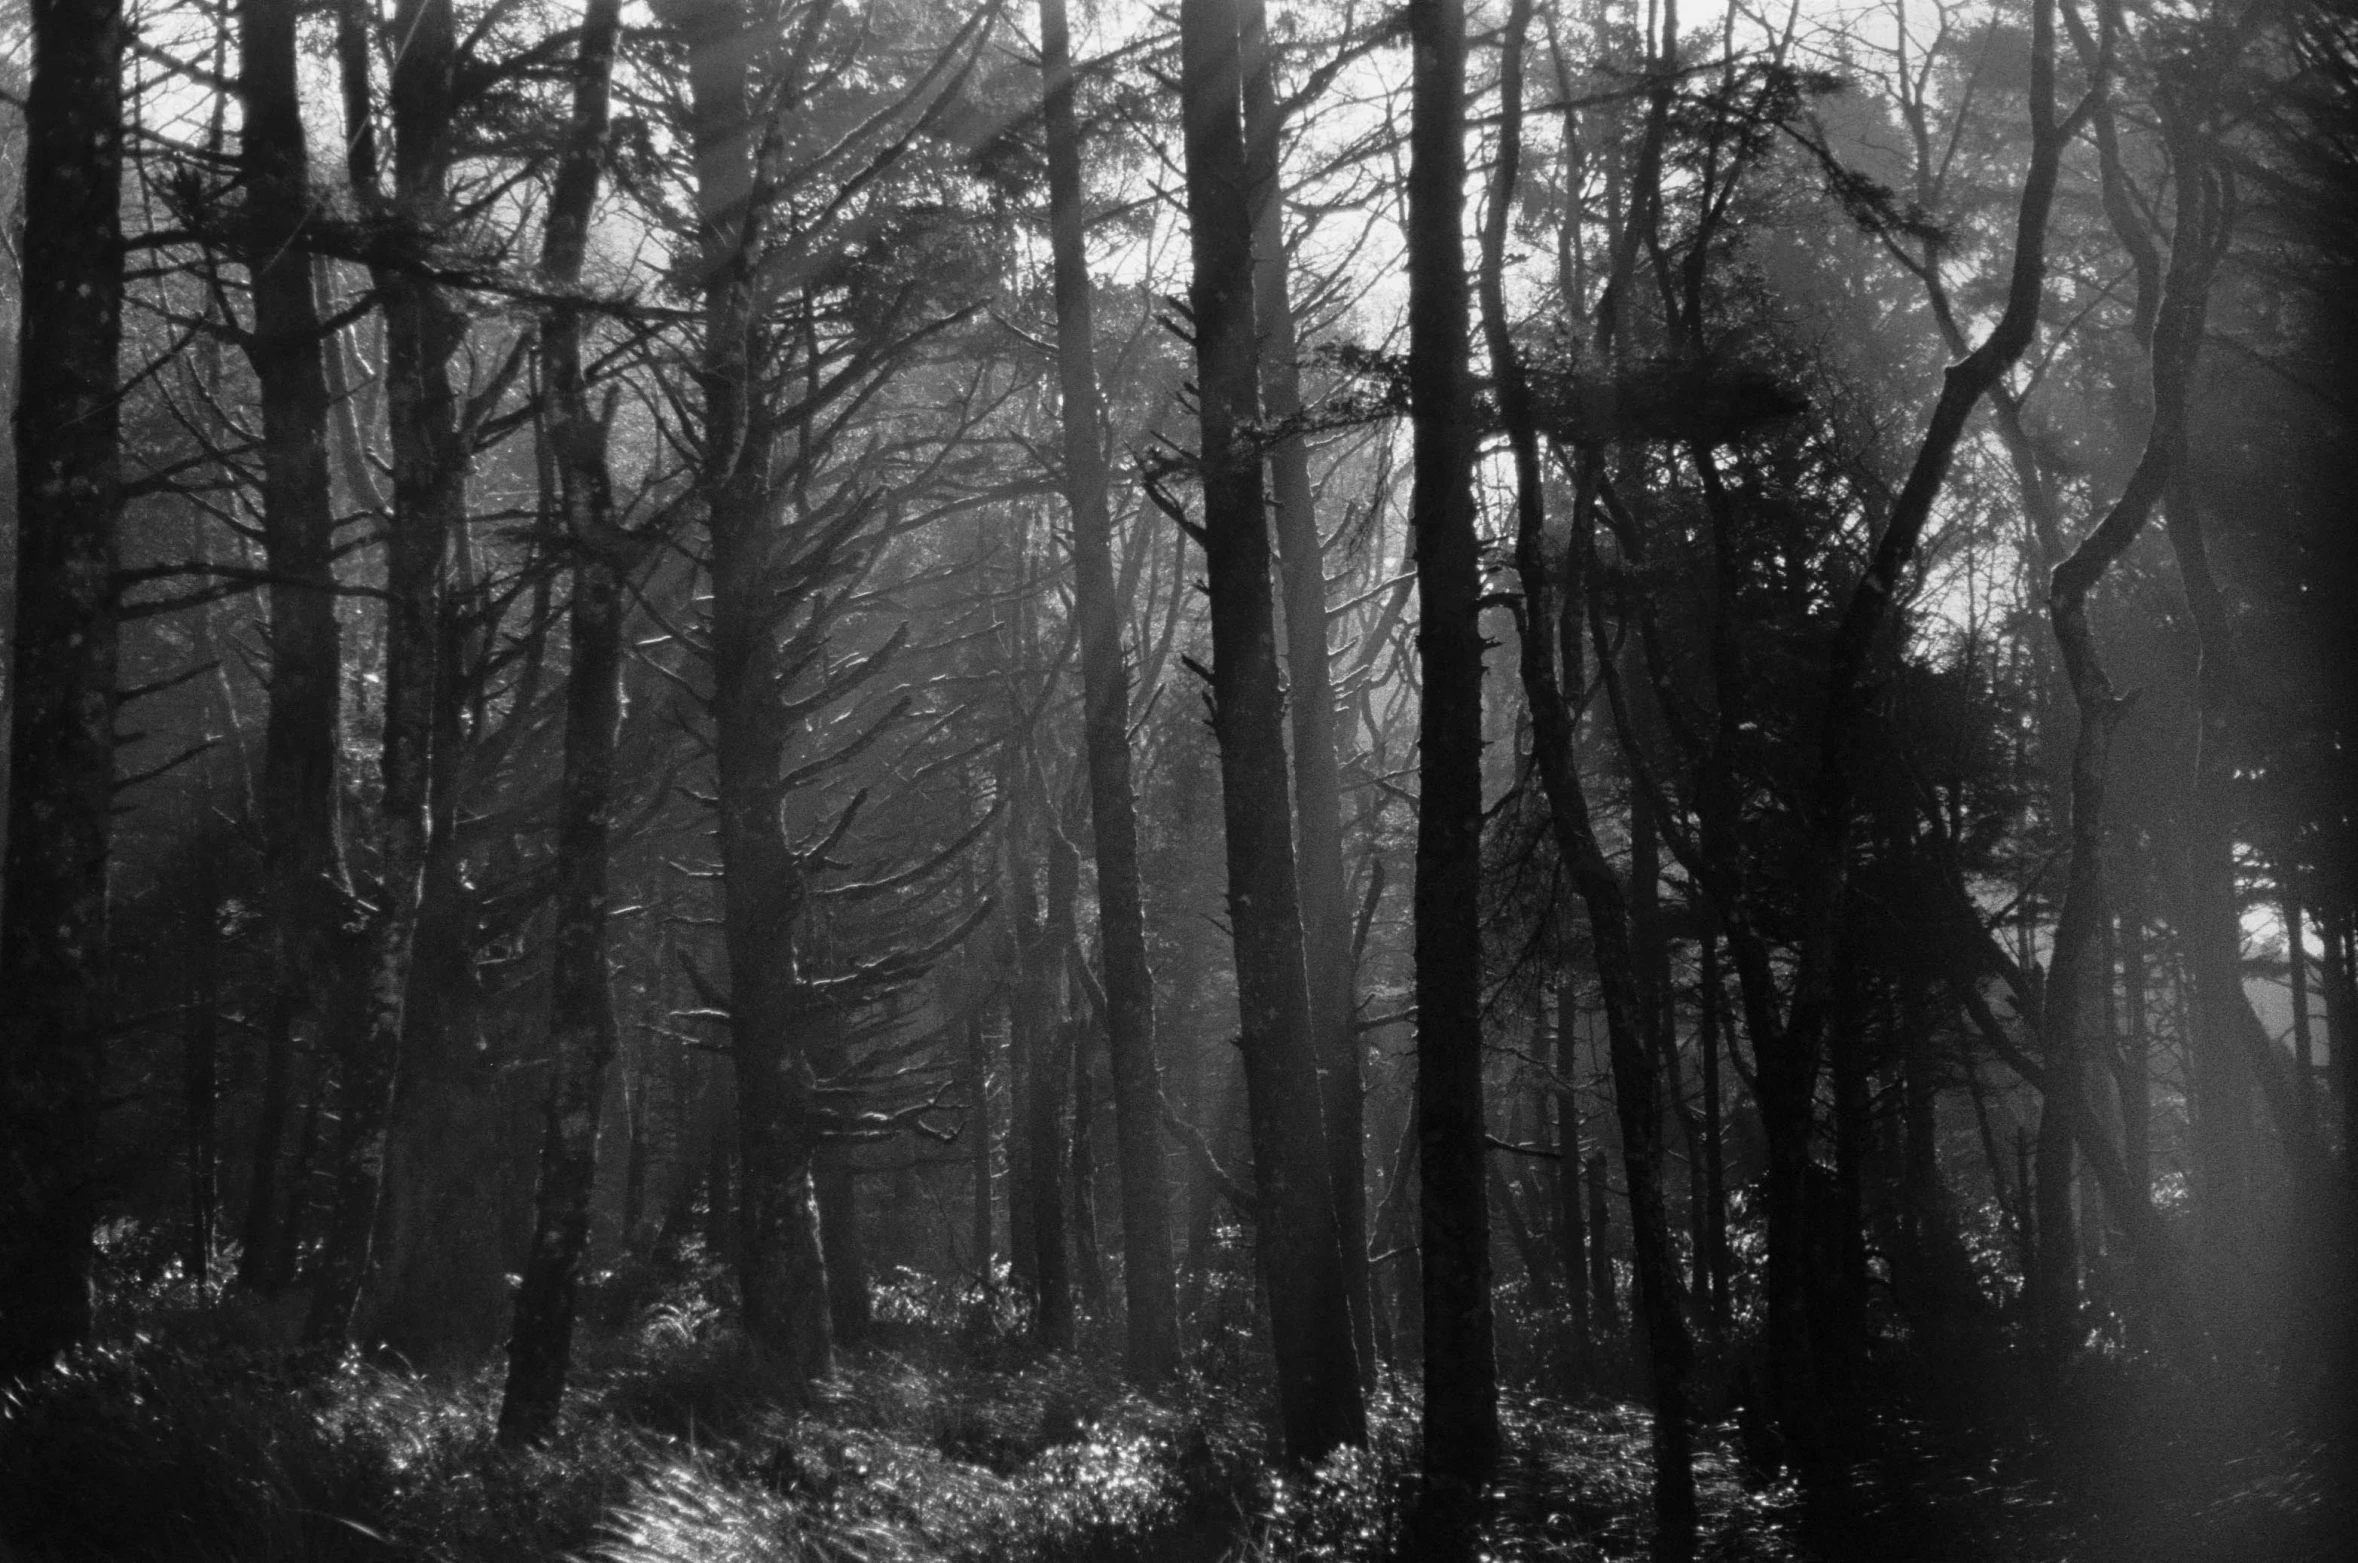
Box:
0;0;129;1384
231;0;349;1297
1038;0;1179;1381
1481;0;1689;1545
303;0;471;1357
1176;0;1363;1464
499;0;629;1446
1406;0;1501;1527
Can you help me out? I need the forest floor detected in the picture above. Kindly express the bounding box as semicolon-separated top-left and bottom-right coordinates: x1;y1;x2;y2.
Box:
1;1253;2348;1563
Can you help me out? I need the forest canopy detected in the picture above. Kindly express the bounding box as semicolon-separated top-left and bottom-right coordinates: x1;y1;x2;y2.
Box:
0;0;2353;1559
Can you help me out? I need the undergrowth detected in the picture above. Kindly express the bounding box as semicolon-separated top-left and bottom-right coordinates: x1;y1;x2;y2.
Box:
5;1252;2340;1562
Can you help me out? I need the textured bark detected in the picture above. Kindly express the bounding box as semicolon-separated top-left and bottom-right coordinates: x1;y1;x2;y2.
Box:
499;0;628;1445
2116;900;2152;1204
2039;110;2225;1351
234;0;348;1295
1037;0;1179;1380
304;0;464;1356
0;0;127;1382
968;1010;994;1294
1240;0;1373;1386
1480;0;1683;1541
677;0;833;1384
1555;982;1593;1384
1697;933;1730;1333
1002;757;1073;1347
1069;1019;1105;1309
184;845;223;1288
1177;0;1364;1464
1408;0;1503;1520
817;1147;871;1343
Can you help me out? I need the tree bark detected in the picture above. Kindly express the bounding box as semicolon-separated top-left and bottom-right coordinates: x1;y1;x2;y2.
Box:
498;0;628;1445
1240;0;1373;1388
184;837;223;1289
1555;982;1593;1385
1481;0;1685;1542
0;0;127;1382
1177;0;1363;1464
2039;109;2227;1352
1037;0;1179;1381
234;0;349;1296
1406;0;1506;1528
304;0;465;1357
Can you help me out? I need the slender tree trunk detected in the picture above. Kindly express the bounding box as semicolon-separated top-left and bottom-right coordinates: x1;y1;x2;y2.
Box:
235;0;348;1297
2117;898;2152;1205
2037;130;2221;1350
0;0;127;1382
1177;0;1363;1464
968;1009;994;1299
1070;1016;1106;1310
498;0;628;1444
184;836;222;1290
1405;0;1500;1521
1240;0;1374;1388
1699;932;1730;1334
817;1146;870;1343
1773;0;2067;1447
304;0;464;1356
1587;1152;1618;1339
1007;766;1074;1349
1037;0;1178;1380
1480;0;1684;1543
679;0;831;1384
1556;982;1593;1386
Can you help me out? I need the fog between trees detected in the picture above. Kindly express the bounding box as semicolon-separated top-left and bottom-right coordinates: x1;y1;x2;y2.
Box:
1;1;2354;1560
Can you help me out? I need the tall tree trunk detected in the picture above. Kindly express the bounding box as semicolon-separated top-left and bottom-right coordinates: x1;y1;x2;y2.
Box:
1240;0;1373;1387
1037;0;1178;1381
235;0;348;1297
184;834;223;1289
304;0;464;1356
817;1146;871;1343
1070;1015;1106;1309
1177;0;1363;1464
1771;0;2067;1448
968;1009;994;1299
1007;765;1074;1349
498;0;627;1445
2116;897;2151;1207
1698;931;1730;1334
0;0;127;1382
1407;0;1505;1529
2039;111;2224;1357
1556;982;1593;1386
1480;0;1685;1543
669;0;833;1383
